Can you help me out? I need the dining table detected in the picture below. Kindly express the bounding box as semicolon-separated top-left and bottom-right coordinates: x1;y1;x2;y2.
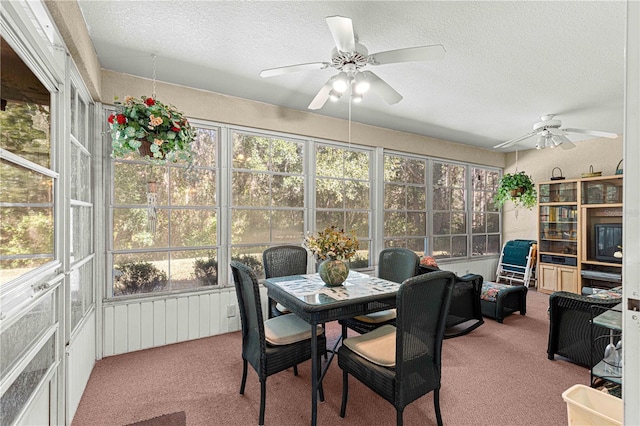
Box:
264;270;402;426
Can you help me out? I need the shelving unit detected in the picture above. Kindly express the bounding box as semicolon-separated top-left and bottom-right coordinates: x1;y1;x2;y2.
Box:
537;175;623;295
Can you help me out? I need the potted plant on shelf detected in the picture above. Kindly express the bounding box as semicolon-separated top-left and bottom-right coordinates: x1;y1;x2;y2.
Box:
107;95;196;164
494;170;537;209
304;226;359;287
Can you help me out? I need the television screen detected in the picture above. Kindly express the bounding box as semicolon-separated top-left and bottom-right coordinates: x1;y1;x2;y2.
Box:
594;223;622;263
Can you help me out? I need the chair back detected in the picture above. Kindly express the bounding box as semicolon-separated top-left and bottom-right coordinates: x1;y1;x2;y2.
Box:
395;270;455;403
230;261;266;373
263;245;308;278
378;248;419;283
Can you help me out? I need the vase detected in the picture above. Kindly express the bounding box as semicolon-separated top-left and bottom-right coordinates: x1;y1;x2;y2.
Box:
318;258;349;287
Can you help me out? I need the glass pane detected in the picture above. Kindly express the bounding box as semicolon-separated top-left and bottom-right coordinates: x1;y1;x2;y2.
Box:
349;239;369;269
233;133;269;170
231;246;266;280
406;186;426;210
486;191;498;212
272;175;303;207
172;249;218;289
452;235;468;257
113;252;169;296
113;163;168;206
191;128;217;168
433;236;451;258
316;211;345;231
271;210;304;243
487;235;501;255
343;151;369;180
406;212;426;236
432;188;450;210
231;209;270;244
70;85;77;137
0;335;55;426
406;238;426;256
384;155;403;182
171;168;216;207
384;211;406;237
432;163;447;187
78;97;87;145
450;165;466;187
346;211;369;239
385;239;405;248
170;209;217;247
472;235;487;256
0;293;53;379
433;212;450;235
0;207;54;285
451;189;465;210
487;213;500;233
451;212;466;234
232;172;269;207
71;205;92;262
344;180;369;209
384;183;405;210
316;178;343;209
472;213;486;234
271;139;303;174
487;171;499;191
0;160;53;203
472;190;484;212
473;169;486;190
405;158;426;184
70;265;82;329
315;145;342;177
188;250;219;287
113;208;168;250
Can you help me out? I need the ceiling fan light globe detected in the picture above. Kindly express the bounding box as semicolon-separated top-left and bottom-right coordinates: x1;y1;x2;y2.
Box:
536;135;546;150
329;90;342;102
354;73;370;94
333;72;348;93
352;93;363;103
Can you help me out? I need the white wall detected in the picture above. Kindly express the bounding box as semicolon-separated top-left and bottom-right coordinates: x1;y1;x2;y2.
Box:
66;310;96;422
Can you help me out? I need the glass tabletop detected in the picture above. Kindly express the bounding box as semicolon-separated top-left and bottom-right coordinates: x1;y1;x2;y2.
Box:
267;271;401;306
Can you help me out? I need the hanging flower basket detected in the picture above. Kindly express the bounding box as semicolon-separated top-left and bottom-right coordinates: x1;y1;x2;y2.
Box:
107;96;195;164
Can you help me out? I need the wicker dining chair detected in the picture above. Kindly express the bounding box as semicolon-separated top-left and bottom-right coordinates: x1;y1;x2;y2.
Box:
339;247;419;334
337;270;456;426
262;245;308;318
230;261;325;425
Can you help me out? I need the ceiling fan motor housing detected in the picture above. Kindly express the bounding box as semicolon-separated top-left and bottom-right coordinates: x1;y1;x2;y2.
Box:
331;44;369;71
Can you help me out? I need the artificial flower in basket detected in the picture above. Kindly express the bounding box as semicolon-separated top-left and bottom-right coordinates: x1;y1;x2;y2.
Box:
304;226;359;286
107;96;196;164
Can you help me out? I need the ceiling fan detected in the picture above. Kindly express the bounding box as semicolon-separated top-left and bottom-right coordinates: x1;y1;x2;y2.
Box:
494;114;618;150
259;15;446;110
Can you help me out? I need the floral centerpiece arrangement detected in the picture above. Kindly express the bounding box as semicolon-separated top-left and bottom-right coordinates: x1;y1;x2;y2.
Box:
107;95;196;164
304;226;359;286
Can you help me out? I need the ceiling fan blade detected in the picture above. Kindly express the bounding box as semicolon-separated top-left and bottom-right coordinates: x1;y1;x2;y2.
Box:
260;62;330;78
560;139;577;150
561;128;618;139
326;16;356;52
308;79;333;110
493;132;537;149
361;71;402;104
369;44;446;65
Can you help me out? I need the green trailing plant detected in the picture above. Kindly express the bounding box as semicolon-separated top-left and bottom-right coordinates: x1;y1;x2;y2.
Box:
494;171;537;209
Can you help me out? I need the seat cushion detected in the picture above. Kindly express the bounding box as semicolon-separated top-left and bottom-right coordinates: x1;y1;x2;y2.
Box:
343;324;396;367
275;302;290;314
264;314;322;345
353;309;396;324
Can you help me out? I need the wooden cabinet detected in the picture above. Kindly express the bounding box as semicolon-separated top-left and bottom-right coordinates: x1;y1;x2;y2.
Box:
537;175;623;294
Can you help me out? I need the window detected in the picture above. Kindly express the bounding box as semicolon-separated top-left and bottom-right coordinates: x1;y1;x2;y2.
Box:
0;37;56;303
230;131;305;279
110;126;219;297
315;144;371;268
471;167;501;256
383;153;427;255
432;161;467;259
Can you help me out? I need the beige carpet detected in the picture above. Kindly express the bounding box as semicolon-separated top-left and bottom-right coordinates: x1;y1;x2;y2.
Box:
128;411;186;426
73;289;588;425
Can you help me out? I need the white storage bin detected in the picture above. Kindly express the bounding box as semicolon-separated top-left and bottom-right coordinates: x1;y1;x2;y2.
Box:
562;384;622;426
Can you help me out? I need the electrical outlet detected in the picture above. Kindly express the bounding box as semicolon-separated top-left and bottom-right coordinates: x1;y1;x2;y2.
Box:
227;305;236;318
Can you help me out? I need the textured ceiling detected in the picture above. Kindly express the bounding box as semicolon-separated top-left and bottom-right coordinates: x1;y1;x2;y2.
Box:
77;0;626;151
